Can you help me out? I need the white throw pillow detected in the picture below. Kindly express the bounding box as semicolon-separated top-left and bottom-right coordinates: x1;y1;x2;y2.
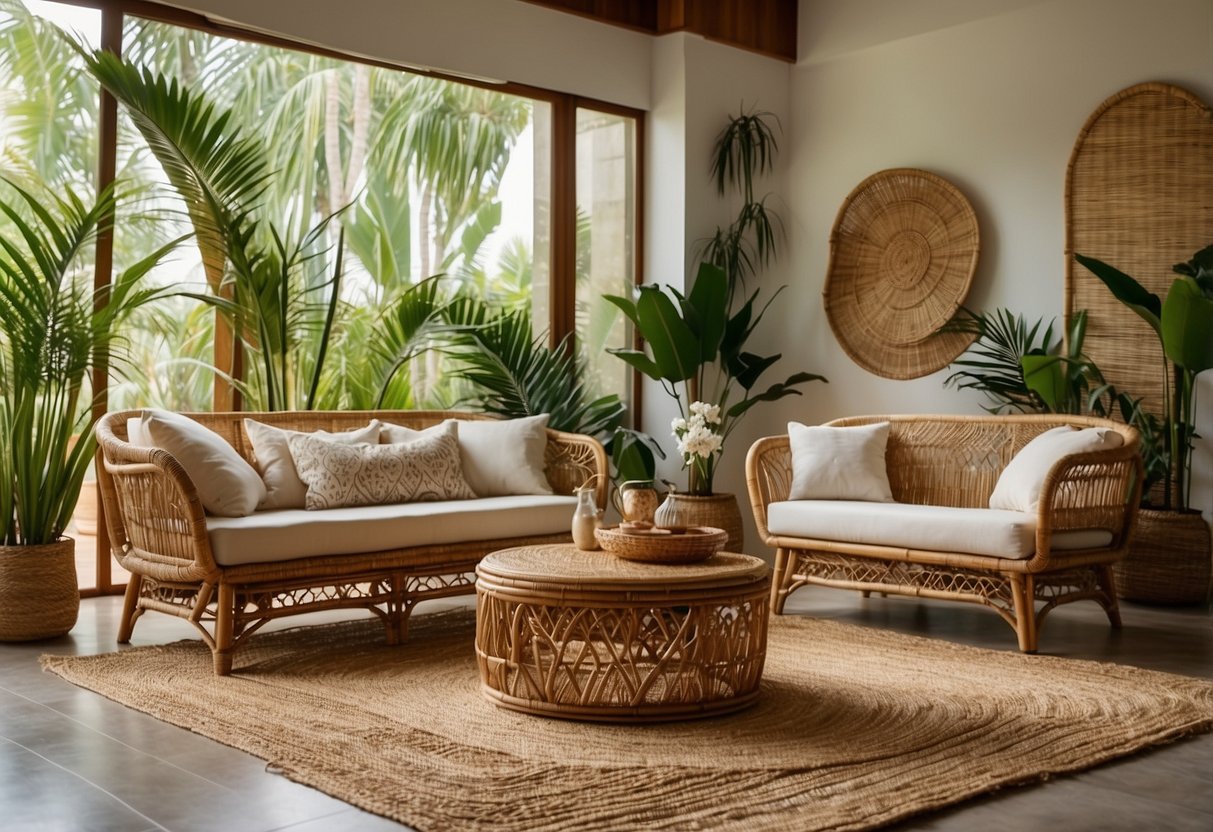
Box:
787;421;895;502
244;419;381;509
288;421;475;510
386;414;553;497
139;410;267;517
989;425;1124;513
378;421;450;445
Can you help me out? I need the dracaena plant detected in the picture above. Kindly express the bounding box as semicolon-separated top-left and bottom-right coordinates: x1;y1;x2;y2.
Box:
1076;245;1213;511
605;261;825;496
0;179;181;546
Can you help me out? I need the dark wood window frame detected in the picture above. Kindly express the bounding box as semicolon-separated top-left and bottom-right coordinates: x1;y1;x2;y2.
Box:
50;0;644;596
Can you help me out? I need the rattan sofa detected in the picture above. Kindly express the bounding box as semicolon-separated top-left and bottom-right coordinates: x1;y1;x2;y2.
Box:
746;414;1143;652
96;410;607;674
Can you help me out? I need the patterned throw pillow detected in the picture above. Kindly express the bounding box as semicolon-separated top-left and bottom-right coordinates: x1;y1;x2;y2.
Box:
287;421;475;510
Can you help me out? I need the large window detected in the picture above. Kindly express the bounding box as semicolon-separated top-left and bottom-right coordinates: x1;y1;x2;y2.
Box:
0;0;641;595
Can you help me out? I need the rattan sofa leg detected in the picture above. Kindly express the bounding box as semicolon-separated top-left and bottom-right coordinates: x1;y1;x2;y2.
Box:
1009;574;1039;653
214;583;236;676
117;574;142;643
1096;565;1124;629
770;549;792;614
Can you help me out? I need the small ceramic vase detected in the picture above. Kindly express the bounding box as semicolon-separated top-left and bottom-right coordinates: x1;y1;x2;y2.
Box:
653;485;688;533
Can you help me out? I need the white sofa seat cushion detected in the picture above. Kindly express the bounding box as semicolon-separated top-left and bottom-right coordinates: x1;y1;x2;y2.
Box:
766;500;1113;560
206;495;576;566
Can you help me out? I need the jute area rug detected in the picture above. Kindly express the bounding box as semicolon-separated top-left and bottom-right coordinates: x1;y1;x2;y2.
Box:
43;610;1213;832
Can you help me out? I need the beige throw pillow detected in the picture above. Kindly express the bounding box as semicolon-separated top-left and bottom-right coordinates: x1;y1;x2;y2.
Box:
288;421;475;510
787;421;895;502
378;421;449;445
382;414;553;497
244;419;380;509
139;409;267;517
989;425;1124;513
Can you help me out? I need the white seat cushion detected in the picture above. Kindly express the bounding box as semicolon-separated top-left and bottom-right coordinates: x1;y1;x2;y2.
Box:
766;500;1113;560
206;495;576;566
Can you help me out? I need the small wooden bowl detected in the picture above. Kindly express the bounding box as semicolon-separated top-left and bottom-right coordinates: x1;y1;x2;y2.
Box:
594;525;728;564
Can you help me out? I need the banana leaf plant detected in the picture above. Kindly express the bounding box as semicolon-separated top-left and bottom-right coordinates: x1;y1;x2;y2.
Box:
1076;246;1213;510
605;261;826;495
0;179;183;545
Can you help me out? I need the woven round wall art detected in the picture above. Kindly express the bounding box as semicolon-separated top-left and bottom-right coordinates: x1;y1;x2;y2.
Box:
824;168;980;380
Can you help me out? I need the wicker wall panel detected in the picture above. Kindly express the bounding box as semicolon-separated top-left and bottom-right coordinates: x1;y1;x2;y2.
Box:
1065;82;1213;417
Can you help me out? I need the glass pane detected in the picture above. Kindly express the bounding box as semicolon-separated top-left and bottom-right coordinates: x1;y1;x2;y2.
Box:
0;1;103;590
120;17;548;412
575;107;636;409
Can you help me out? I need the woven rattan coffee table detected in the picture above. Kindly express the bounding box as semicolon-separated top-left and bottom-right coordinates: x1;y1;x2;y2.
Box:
474;544;770;722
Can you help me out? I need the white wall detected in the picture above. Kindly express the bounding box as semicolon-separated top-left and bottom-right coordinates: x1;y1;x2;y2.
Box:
772;0;1213;518
165;0;652;108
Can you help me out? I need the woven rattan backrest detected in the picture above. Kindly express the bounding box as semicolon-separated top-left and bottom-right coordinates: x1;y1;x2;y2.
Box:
827;415;1139;508
1065;82;1213;417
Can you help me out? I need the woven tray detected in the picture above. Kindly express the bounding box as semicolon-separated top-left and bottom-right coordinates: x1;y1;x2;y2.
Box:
594;526;728;564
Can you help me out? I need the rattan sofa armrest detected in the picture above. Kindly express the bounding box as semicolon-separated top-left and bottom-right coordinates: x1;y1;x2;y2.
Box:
543;429;609;507
1029;443;1144;569
746;436;793;544
96;412;220;584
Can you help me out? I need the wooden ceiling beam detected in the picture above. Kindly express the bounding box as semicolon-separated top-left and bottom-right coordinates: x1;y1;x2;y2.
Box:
522;0;797;62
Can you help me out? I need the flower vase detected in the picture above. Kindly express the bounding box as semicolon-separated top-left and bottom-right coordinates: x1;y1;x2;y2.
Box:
668;493;744;552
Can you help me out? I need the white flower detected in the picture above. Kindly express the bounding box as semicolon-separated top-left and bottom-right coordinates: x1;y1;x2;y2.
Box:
677;423;723;459
672;400;724;462
689;401;721;424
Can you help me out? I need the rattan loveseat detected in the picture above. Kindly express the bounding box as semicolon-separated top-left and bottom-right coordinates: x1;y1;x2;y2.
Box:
746;414;1143;652
96;410;606;674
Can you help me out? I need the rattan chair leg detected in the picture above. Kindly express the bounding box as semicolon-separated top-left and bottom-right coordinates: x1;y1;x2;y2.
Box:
1096;565;1123;629
117;574;142;643
214;583;235;676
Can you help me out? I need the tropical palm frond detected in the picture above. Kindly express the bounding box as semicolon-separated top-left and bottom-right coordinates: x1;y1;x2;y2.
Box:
449;306;624;439
78;47;271;290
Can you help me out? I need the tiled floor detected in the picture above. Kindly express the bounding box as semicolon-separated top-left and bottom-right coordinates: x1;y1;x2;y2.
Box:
1;587;1210;831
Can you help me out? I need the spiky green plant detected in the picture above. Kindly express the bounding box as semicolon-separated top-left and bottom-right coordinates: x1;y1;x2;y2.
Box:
0;179;180;545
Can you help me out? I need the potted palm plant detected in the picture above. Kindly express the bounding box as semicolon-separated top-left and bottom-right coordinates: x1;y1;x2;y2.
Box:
0;179;179;640
1075;248;1213;603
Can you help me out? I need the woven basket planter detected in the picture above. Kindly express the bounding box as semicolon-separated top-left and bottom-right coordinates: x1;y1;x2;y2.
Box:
1115;510;1211;605
0;538;80;641
667;493;744;553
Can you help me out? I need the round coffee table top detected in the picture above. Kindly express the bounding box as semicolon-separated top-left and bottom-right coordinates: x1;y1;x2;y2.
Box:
477;543;768;592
